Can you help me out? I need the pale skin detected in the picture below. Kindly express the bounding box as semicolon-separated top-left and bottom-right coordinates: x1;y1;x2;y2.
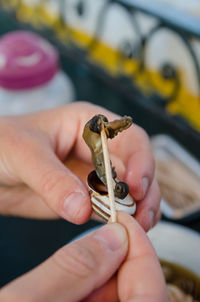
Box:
0;102;166;301
0;212;168;302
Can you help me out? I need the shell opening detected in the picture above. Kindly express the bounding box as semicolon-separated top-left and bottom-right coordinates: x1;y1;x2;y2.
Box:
87;170;108;195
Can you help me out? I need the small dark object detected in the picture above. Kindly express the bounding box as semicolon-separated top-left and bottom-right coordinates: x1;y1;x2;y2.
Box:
115;181;129;199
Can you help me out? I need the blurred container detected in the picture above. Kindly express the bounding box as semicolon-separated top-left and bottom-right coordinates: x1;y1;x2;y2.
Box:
151;135;200;221
149;221;200;300
148;221;200;276
0;30;75;115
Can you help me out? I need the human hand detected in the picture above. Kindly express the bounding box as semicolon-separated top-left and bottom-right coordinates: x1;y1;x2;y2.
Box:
0;102;160;230
0;212;167;301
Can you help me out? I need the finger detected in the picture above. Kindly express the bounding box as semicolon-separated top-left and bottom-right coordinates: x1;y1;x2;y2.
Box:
0;156;92;219
83;275;118;302
134;179;161;232
117;212;168;302
12;135;91;224
125;146;155;201
0;223;128;302
0;185;58;218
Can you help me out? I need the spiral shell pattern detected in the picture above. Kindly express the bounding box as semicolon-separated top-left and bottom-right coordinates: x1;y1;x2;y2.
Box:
87;171;136;222
91;191;136;222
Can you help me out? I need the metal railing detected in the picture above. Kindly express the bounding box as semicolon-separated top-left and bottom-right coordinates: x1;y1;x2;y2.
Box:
1;0;200;102
0;0;200;156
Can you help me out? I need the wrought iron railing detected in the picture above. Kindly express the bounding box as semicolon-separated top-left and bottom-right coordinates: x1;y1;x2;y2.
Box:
71;0;200;102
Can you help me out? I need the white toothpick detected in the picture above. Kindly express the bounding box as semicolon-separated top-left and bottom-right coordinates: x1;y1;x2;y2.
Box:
101;123;117;223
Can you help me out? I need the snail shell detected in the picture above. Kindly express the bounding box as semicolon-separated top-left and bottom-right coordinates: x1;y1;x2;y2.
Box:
87;171;136;222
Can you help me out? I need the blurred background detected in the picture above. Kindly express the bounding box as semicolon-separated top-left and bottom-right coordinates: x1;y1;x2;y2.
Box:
0;0;200;298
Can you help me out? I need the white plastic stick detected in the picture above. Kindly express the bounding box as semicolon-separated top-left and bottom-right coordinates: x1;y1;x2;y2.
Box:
101;124;117;223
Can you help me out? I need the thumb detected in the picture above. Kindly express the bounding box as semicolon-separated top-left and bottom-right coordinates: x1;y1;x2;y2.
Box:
0;223;128;302
13;138;91;224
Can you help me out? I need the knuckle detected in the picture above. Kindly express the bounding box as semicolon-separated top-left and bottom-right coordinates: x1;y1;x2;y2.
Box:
0;122;19;149
53;241;98;280
134;125;149;141
3;128;35;156
39;169;68;196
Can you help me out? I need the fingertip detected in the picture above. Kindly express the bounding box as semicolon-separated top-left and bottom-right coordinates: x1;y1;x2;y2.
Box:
125;152;154;200
142;177;149;197
127;176;144;201
133;179;161;231
93;222;128;253
117;211;156;259
82;277;117;302
60;190;92;224
126;170;151;201
134;209;152;232
39;165;92;224
117;211;144;235
72;196;92;225
117;211;134;224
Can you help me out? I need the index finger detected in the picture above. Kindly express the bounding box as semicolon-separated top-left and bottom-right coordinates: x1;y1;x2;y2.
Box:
117;212;168;302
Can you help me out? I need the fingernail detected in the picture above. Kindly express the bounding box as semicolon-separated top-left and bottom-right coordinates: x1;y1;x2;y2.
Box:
62;192;86;220
142;177;149;197
93;223;127;252
149;210;155;229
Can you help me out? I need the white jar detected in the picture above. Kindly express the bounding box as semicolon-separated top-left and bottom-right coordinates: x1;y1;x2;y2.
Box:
0;30;75;115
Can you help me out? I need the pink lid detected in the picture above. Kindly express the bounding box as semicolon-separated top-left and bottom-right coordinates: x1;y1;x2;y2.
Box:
0;31;59;90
